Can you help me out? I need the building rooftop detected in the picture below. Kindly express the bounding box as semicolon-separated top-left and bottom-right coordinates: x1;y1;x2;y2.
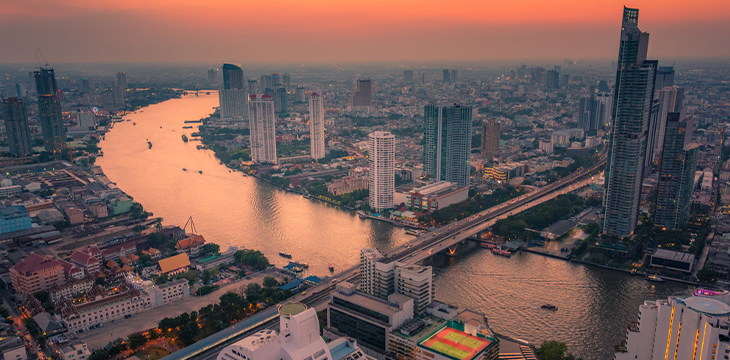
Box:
680;296;730;316
157;253;190;274
652;249;695;263
11;253;63;274
418;324;493;360
278;302;307;317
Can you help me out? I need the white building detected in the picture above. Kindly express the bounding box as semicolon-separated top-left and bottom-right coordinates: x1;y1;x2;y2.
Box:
219;89;247;121
217;303;371;360
58;343;90;360
309;93;325;160
368;131;395;212
539;140;554;154
616;294;730;360
393;181;468;212
249;94;278;164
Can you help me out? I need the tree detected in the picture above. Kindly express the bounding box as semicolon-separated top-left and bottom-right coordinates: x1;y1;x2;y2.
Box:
202;243;220;257
128;333;147;350
535;340;583;360
94;277;108;286
155;274;169;285
147;232;171;248
697;269;719;283
33;291;49;303
244;283;262;302
88;350;110;360
262;276;279;288
234;250;270;270
178;270;200;286
201;268;219;284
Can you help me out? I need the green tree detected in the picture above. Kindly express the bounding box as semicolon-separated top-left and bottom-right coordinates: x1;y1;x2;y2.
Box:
262;276;279;288
33;291;49;303
127;333;147;350
155;274;169;285
202;243;220;257
88;350;110;360
697;269;719;283
147;232;171;248
244;283;262;302
234;250;270;270
201;268;219;284
536;340;583;360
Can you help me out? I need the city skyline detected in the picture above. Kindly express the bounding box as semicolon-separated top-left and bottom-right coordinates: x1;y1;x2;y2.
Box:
1;1;730;64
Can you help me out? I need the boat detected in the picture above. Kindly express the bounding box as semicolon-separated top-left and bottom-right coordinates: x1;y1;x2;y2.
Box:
405;229;421;236
133;122;136;126
294;261;309;268
97;151;104;157
328;263;335;272
160;126;162;129
480;243;496;249
182;134;189;142
541;304;558;311
646;275;665;283
183;168;187;171
198;170;203;174
183;126;193;129
147;141;152;149
491;248;511;257
279;252;292;258
126;119;130;122
184;120;202;123
357;211;368;219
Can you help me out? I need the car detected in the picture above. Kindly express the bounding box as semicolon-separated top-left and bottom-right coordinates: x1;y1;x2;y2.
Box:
332;279;337;283
301;291;307;295
353;270;357;274
439;243;443;246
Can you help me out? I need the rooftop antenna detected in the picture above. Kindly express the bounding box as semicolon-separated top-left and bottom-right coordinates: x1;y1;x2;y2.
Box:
37;48;49;68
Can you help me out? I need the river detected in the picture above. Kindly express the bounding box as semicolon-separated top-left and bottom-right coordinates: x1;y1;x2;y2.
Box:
97;93;694;360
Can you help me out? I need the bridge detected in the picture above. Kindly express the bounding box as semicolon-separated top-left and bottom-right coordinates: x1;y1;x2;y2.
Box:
162;154;606;360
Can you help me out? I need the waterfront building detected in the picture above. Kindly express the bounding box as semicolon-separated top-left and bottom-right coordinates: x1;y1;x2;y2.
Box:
309;92;325;160
328;282;414;353
10;253;65;295
394;181;468;212
248;94;278;164
352;79;372;108
0;205;32;235
175;234;206;258
481;119;500;162
219;89;247;120
615;294;730;360
38;94;66;155
423;104;473;187
116;71;127;89
368;131;395;211
649;249;695;273
603;7;658;238
654;111;697;230
2;97;33;157
360;248;434;314
222;63;244;90
404;70;414;82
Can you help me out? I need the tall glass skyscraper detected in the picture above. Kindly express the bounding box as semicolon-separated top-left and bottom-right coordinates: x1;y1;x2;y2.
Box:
222;63;244;90
423;104;472;187
34;68;66;155
654;111;696;230
603;7;658;237
220;63;246;121
2;98;33;157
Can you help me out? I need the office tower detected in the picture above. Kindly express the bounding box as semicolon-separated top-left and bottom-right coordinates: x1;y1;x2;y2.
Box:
281;73;290;87
554;65;562;73
655;66;674;90
352;79;372;108
34;68;58;96
219;89;247;120
274;87;288;113
674;87;685;112
403;70;413;82
442;69;450;83
271;73;280;86
614;295;730;360
81;78;90;93
308;93;325;160
423;104;472;187
481;119;500;162
248;95;277;164
450;69;457;82
295;86;306;102
116;72;127;89
247;79;258;95
646;86;680;167
603;7;658;238
546;70;560;88
654;112;696;230
259;74;270;90
207;69;218;81
368;131;395;212
222;63;244;90
598;80;611;93
579;93;612;132
2;98;33;157
38;95;66;154
112;86;125;108
560;74;571;88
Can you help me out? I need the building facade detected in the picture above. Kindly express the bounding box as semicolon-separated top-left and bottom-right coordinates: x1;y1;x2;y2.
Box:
222;63;244;90
219;89;247;121
248;94;278;164
309;93;326;160
10;254;65;295
352;79;372;108
2;98;33;157
481;119;500;162
423;104;473;187
38;95;66;155
368;131;396;211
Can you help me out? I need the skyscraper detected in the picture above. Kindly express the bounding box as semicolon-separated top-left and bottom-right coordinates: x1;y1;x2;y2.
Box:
442;69;450;83
368;131;395;212
352;79;372;108
38;95;66;154
281;73;291;87
603;7;658;238
309;93;325;160
222;64;244;90
450;70;457;82
33;68;57;96
247;80;258;95
116;71;127;89
2;98;33;157
112;85;125;108
295;86;306;102
219;90;247;120
403;70;413;82
81;78;90;93
423;104;473;187
578;93;612;132
654;111;696;230
248;94;277;164
274;87;288;113
481;119;500;162
654;66;674;90
646;86;680;168
546;70;560;88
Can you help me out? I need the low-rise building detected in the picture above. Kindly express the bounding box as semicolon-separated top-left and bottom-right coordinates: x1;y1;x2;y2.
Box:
175;235;205;258
328;176;369;196
69;250;100;275
141;247;162;259
394;181;468;212
86;200;107;218
10;253;65;295
49;277;94;302
157;253;190;275
63;206;84;225
0;206;32;235
56;282;151;332
0;337;26;360
102;243;136;262
650;249;695;273
58;343;90;360
149;278;189;304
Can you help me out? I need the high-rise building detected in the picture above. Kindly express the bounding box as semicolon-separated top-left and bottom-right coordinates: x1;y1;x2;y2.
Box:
655;66;674;91
442;69;450;83
248;94;277;164
352;79;372;108
578;93;612;131
274;87;288;113
116;71;127;89
654;111;696;230
308;93;325;160
33;68;57;96
247;79;258;95
222;63;244;90
2;98;33;157
368;131;395;212
560;74;571;88
38;95;66;154
450;69;457;82
15;83;23;97
423;104;472;187
260;74;274;90
295;86;306;102
219;90;247;120
602;7;657;238
81;78;90;93
646;86;681;167
615;295;730;360
481;119;500;162
112;85;125;108
403;70;413;82
270;73;280;87
546;70;560;88
281;73;290;87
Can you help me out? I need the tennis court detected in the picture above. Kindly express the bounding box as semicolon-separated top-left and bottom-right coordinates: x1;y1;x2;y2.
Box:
419;326;490;360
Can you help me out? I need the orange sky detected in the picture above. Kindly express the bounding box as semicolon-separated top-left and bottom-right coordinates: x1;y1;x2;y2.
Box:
1;0;729;63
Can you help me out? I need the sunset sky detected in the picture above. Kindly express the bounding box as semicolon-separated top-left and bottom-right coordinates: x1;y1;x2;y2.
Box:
1;0;729;64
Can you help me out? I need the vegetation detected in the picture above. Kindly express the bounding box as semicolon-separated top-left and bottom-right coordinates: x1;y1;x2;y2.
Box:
201;243;220;257
697;269;719;283
196;285;219;296
130;202;152;220
306;180;368;207
420;186;527;226
535;340;584;360
317;149;351;164
234;250;270;270
492;194;585;240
